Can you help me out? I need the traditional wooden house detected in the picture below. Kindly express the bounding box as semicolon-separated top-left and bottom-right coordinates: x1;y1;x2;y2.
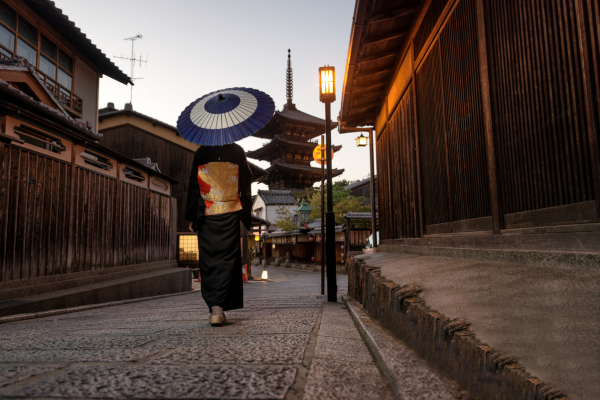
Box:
98;103;268;233
344;176;377;207
0;0;189;316
339;0;600;248
247;50;344;190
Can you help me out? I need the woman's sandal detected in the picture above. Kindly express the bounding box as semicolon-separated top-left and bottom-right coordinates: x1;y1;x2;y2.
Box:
209;315;223;326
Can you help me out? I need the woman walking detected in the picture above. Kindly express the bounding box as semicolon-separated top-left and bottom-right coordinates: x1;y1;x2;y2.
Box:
177;87;274;326
185;143;252;326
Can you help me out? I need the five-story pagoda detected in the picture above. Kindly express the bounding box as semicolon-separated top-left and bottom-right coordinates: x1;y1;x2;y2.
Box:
247;50;343;190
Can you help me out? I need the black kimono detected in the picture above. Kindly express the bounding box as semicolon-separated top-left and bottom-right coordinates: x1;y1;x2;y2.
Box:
185;143;252;312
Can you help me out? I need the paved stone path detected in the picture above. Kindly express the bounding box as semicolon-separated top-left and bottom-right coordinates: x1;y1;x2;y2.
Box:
0;267;451;399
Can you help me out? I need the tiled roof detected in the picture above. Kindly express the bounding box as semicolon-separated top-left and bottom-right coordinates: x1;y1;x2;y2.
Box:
278;103;339;127
257;190;298;205
246;135;342;160
0;60;100;140
22;0;131;85
344;176;377;191
99;105;179;133
343;212;378;219
265;161;344;175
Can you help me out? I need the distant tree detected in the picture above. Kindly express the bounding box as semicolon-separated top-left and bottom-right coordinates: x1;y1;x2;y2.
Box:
333;196;370;225
274;205;297;232
308;180;371;225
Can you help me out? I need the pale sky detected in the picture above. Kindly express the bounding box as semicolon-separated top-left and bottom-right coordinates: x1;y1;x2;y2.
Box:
54;0;375;194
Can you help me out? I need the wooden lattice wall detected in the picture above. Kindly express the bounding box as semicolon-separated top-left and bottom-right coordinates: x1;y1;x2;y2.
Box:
376;0;600;239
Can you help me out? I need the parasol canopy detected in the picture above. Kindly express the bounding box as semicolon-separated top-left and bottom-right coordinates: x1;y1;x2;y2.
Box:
177;87;275;146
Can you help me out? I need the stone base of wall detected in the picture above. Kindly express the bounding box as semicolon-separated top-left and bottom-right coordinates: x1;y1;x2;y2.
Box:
348;256;569;400
0;261;191;317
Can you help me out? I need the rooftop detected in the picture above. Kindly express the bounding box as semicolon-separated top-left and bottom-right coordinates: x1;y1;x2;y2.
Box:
257;190;298;205
99;103;178;133
339;0;421;127
344;176;377;191
246;135;342;160
22;0;131;85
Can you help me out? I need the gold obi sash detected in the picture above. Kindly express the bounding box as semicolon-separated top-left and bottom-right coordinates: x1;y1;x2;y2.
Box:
197;162;242;215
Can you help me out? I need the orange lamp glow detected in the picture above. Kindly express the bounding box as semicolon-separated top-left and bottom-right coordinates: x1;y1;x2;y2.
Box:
313;144;334;165
319;66;336;103
356;134;368;147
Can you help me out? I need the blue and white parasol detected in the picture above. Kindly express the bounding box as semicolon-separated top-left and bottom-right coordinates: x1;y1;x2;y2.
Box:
177;87;275;146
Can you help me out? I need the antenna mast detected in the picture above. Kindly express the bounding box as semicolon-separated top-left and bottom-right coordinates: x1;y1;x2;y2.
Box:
114;34;147;105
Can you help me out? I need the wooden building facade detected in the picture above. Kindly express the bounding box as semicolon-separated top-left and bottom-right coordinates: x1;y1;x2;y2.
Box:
0;62;178;283
339;0;600;242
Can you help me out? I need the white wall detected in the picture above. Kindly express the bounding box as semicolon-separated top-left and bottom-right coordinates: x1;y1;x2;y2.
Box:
265;204;297;224
74;57;99;131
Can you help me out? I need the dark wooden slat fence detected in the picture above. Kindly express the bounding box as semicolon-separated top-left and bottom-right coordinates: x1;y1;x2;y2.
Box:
0;143;177;282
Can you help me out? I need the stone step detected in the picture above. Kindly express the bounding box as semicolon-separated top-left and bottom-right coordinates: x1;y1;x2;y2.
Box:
0;267;191;317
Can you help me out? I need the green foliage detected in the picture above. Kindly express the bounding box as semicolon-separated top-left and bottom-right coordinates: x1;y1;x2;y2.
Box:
308;180;371;225
333;196;370;225
274;205;297;232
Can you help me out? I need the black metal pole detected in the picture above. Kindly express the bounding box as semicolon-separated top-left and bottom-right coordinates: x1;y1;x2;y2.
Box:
320;134;325;295
368;129;377;250
325;102;337;302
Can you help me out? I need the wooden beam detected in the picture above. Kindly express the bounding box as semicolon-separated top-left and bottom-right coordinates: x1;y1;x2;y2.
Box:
362;31;408;46
357;50;399;64
369;6;420;24
355;65;392;80
352;80;387;92
475;0;502;234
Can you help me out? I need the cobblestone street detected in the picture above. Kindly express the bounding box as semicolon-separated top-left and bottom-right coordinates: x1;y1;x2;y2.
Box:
0;268;456;399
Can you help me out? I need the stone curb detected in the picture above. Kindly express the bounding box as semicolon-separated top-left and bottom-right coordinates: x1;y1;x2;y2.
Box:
347;257;570;400
343;294;405;400
0;289;200;325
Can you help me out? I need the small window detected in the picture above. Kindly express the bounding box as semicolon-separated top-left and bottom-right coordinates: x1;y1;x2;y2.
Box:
123;167;144;182
15;126;65;154
16;37;35;64
178;235;198;261
152;178;168;190
40;34;56;61
0;1;16;30
58;49;72;73
0;23;14;53
39;54;56;77
81;150;112;171
57;68;72;90
17;17;36;45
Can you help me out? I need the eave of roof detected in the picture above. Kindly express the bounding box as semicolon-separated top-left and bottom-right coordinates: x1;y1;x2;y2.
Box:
257;190;298;205
339;0;422;128
248;161;268;182
0;74;100;140
344;175;377;190
23;0;132;85
254;104;339;140
246;135;342;160
265;161;344;176
99;108;178;133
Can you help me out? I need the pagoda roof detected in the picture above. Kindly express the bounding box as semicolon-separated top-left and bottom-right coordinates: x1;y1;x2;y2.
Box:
246;135;342;160
254;103;339;140
263;161;344;177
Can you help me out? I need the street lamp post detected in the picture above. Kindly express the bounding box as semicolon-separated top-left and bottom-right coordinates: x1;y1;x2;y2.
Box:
319;65;337;302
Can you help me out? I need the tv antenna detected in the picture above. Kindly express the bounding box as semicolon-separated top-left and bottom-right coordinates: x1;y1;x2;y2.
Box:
114;34;147;105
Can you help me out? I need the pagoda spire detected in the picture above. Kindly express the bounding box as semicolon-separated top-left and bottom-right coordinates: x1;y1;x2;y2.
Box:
286;49;295;109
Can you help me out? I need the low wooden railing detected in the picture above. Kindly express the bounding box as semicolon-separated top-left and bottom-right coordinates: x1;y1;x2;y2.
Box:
0;53;82;117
